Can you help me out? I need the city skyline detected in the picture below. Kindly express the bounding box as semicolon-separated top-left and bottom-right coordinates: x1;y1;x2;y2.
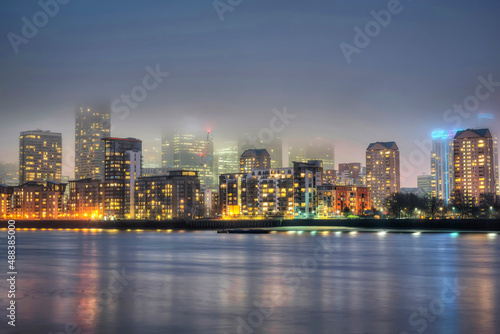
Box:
1;1;500;188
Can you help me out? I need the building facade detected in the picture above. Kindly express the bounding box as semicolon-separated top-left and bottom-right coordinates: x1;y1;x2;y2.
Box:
453;129;496;206
75;104;111;181
162;131;214;189
366;142;400;209
19;130;62;184
240;149;271;173
9;181;66;219
103;137;142;219
68;178;105;219
430;130;455;204
417;174;433;196
293;160;323;218
317;185;372;217
135;171;200;220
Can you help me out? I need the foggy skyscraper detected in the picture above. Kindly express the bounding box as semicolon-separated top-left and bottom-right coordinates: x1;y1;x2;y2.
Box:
75;104;111;181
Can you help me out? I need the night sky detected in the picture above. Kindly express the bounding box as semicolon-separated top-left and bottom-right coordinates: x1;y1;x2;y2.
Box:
1;0;499;186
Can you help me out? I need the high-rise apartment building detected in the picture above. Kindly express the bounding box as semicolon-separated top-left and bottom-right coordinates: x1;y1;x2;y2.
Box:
75;104;111;181
453;129;496;206
19;130;62;184
366;142;400;209
240;149;271;173
430;130;455;204
102;137;142;219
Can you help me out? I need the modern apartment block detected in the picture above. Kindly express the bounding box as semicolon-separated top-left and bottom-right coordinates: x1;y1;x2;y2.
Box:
19;130;62;184
366;142;400;209
134;171;200;220
293;160;323;218
430;130;455;204
240;149;271;173
219;168;294;218
75;104;111;181
317;185;372;217
453;129;496;206
8;181;66;219
103;137;142;219
68;178;105;219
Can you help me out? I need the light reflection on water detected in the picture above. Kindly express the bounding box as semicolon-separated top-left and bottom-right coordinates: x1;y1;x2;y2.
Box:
1;231;499;334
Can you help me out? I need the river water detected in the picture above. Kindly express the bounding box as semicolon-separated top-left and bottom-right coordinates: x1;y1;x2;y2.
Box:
1;230;499;334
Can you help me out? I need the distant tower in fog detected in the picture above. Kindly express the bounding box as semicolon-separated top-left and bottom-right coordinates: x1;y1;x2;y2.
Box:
75;104;111;181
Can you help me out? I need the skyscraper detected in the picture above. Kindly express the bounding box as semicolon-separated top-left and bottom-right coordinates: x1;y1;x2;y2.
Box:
102;137;142;219
162;131;214;189
477;113;499;196
288;138;335;170
453;129;496;206
19;130;62;184
430;130;455;204
215;141;239;176
366;142;400;209
75;104;111;181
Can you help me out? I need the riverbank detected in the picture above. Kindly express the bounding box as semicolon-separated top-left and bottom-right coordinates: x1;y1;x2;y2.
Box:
6;218;500;232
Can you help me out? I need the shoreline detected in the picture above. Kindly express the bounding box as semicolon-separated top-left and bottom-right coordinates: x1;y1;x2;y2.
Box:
5;218;500;232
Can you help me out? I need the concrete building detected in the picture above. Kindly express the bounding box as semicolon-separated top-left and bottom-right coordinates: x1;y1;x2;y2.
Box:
134;171;200;220
453;129;496;206
366;142;400;209
430;130;456;205
102;137;142;219
338;163;366;186
75;104;111;181
68;178;105;219
240;149;271;173
19;130;62;184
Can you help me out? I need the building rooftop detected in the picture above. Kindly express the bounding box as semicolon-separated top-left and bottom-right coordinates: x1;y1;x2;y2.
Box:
367;142;399;150
241;149;270;157
454;128;492;139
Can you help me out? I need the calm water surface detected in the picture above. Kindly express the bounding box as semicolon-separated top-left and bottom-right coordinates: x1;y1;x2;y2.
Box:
1;230;500;334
